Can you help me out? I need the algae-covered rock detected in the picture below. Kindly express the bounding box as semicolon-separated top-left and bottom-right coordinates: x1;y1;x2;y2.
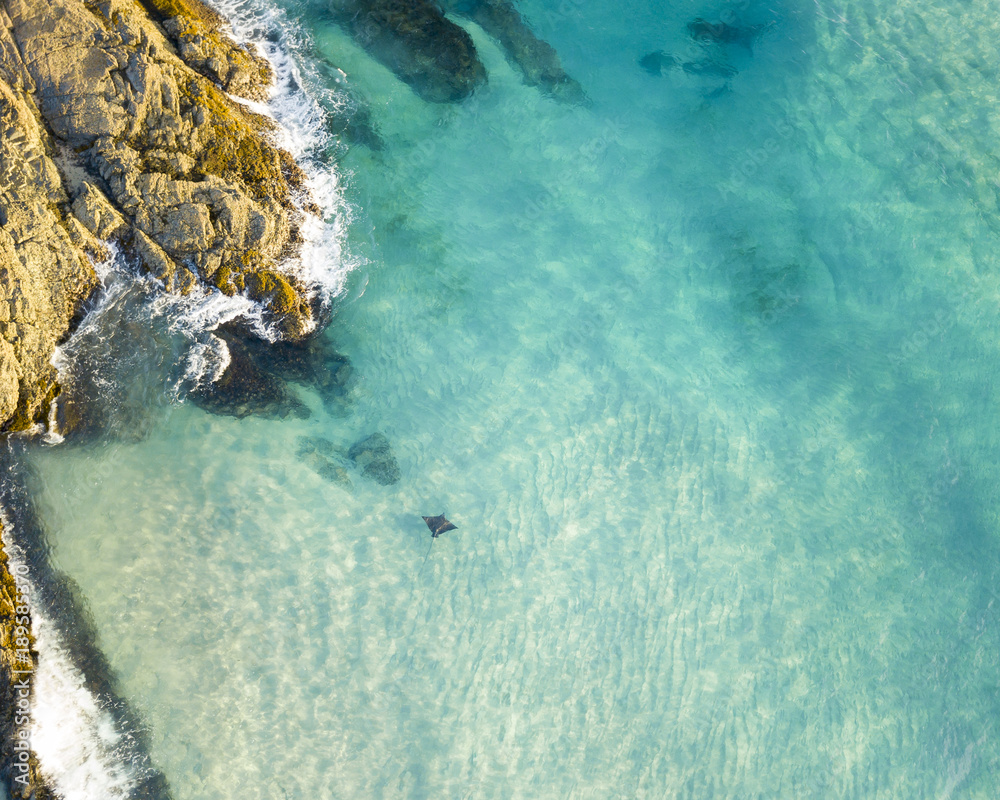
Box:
147;0;275;102
348;432;401;485
0;0;324;430
3;0;317;343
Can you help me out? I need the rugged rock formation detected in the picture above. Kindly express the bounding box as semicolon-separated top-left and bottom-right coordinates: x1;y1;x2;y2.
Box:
0;73;100;432
143;0;274;102
0;0;319;432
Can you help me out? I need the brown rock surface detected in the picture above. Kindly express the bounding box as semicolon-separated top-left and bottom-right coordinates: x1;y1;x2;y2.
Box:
0;0;318;431
146;0;274;101
0;73;100;431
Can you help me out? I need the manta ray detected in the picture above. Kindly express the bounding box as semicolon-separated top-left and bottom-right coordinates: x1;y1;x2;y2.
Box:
422;514;458;537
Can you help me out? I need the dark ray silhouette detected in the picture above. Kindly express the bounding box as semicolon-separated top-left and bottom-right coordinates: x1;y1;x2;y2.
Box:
422;514;457;537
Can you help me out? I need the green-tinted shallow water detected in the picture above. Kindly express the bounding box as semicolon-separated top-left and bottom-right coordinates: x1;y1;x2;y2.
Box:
16;0;1000;796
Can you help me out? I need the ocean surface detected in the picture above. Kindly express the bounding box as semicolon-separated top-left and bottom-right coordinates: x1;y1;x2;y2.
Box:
8;0;1000;797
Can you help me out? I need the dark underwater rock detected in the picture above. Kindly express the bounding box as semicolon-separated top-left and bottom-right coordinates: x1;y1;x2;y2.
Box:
639;50;674;76
348;432;401;485
218;323;353;398
188;321;354;422
330;0;487;102
642;15;770;87
687;18;766;52
191;332;310;420
449;0;586;103
296;436;352;485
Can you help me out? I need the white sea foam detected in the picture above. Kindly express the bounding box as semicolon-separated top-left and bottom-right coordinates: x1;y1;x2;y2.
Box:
30;616;144;800
0;524;143;800
151;287;266;391
208;0;358;299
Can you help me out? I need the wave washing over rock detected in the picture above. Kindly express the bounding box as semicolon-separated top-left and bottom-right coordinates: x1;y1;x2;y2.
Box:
0;0;354;796
0;0;332;435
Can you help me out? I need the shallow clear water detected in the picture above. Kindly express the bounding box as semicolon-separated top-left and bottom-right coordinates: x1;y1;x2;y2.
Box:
16;0;1000;796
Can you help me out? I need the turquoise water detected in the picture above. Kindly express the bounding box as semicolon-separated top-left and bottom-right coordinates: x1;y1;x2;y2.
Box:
16;0;1000;796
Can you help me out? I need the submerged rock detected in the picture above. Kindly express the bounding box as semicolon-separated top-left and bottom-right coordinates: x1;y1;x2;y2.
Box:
187;323;354;422
221;323;353;399
296;436;352;485
332;0;584;103
687;18;766;52
348;432;401;485
642;15;769;90
191;332;310;420
639;50;674;76
447;0;586;103
330;0;487;102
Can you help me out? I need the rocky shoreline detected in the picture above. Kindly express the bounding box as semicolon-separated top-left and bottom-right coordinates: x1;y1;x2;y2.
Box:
0;0;318;438
0;0;316;795
0;444;173;800
0;0;584;794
